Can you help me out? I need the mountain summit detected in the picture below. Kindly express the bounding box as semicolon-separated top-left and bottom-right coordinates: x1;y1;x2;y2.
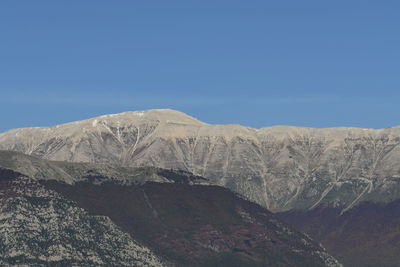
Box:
1;109;400;213
2;109;400;265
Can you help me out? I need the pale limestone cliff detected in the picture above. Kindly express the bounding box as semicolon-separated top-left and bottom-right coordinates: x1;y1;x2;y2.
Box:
2;109;400;212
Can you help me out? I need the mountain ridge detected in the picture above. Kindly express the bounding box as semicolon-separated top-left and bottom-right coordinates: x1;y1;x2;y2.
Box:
3;109;399;132
0;163;341;266
0;150;208;186
2;109;400;213
2;109;399;266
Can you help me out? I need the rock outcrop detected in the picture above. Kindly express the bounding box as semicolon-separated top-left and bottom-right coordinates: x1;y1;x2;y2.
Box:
0;169;165;266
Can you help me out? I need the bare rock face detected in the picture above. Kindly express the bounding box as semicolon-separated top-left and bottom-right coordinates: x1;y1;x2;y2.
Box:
0;169;165;266
2;109;400;212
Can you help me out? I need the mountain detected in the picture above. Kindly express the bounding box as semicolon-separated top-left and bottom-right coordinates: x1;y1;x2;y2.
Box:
1;109;400;213
0;152;341;266
2;109;400;265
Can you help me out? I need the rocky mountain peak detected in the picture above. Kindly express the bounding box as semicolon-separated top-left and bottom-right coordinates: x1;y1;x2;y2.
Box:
1;110;400;213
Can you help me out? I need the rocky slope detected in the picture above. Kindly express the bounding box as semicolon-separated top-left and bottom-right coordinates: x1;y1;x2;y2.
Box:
0;162;341;266
0;168;165;266
0;150;208;186
1;109;400;212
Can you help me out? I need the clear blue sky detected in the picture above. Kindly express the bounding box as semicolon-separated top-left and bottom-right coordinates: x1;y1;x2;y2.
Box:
1;1;399;132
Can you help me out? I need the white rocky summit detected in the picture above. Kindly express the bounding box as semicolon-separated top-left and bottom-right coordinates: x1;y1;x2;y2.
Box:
1;109;400;212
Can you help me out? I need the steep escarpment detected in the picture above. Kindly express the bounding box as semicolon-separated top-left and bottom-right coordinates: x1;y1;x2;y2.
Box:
2;109;400;213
